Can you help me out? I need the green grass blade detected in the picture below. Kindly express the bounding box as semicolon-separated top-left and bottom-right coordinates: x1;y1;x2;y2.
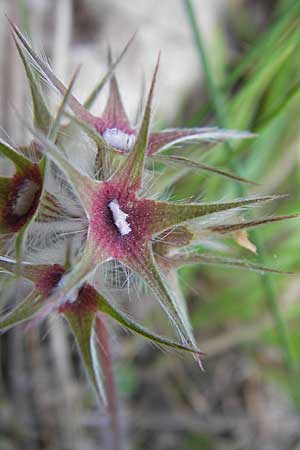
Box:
183;0;300;408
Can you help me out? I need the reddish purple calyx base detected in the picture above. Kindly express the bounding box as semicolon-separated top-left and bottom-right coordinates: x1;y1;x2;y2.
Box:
36;264;65;296
36;265;98;317
2;165;42;232
58;283;98;316
90;181;155;259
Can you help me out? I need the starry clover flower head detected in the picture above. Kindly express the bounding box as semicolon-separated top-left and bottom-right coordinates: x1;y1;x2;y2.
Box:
0;21;296;402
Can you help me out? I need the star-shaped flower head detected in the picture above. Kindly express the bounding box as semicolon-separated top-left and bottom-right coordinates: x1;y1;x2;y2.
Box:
20;52;290;367
9;19;256;174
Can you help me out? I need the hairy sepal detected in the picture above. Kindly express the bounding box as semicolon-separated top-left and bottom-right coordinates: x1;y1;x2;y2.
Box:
111;55;160;191
148;127;255;156
48;67;81;142
123;244;202;367
0;290;43;331
60;286;106;403
84;33;136;110
97;291;203;356
206;214;299;235
149;195;286;236
101;47;131;130
163;252;293;275
153;154;257;185
9;19;95;127
12;33;51;132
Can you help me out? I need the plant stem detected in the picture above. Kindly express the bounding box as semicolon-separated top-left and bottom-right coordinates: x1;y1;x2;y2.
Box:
183;0;299;408
96;313;124;450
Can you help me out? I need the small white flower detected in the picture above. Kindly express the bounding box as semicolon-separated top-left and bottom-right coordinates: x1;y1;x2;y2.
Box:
102;128;136;151
108;199;132;235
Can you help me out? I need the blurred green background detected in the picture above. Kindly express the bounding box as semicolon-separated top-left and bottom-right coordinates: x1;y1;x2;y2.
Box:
0;1;300;449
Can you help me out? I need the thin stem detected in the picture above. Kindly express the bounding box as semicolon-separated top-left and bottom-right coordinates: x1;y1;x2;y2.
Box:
183;0;299;408
95;313;124;450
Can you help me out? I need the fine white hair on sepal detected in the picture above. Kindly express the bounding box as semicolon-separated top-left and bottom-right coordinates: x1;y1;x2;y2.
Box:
23;217;86;264
0;127;16;149
158;128;255;152
17;30;54;91
108;199;132;236
58;123;98;177
44;161;86;218
102;128;136;152
139;166;161;199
